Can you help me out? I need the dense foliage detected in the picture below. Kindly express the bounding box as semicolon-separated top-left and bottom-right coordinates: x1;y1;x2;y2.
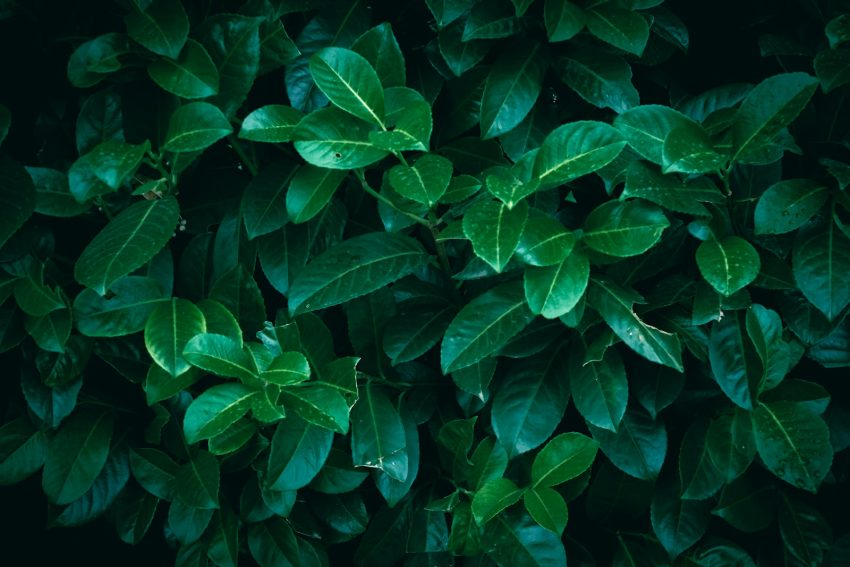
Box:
2;0;850;564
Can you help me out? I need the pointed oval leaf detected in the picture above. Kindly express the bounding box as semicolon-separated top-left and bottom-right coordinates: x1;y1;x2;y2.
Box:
523;486;568;535
614;105;698;164
183;383;257;444
293;108;389;169
524;248;589;319
569;347;628;432
144;298;205;378
463;199;529;272
389;154;453;207
285;165;346;224
148;39;219;99
42;409;113;505
793;222;850;320
531;432;598;488
309;47;385;127
183;333;259;381
124;0;188;59
351;385;408;481
0;157;37;250
164;102;233;152
175;450;219;509
75;197;180;295
586;5;649;56
533;121;626;188
588;406;666;481
753;401;833;493
480;41;547;139
754;179;828;235
696;236;761;297
288;232;429;315
472;478;524;525
241;160;297;239
239;105;304;143
545;0;586;42
583;199;669;257
557;49;639;113
267;416;332;491
442;281;536;373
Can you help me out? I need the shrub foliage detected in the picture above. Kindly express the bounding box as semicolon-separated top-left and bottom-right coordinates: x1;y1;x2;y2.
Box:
1;0;850;565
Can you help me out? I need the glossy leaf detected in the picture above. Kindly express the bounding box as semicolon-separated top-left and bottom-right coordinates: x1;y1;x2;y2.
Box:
696;237;761;297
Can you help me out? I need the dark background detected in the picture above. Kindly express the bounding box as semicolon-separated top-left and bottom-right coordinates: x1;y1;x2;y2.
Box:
0;0;822;564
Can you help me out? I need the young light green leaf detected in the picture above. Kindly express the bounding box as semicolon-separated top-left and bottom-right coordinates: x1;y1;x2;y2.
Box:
293;108;389;169
42;410;113;505
753;401;833;493
351;385;408;482
442;281;536;373
524;248;589;319
75;197;180;295
144;298;206;377
696;236;761;297
183;383;256;444
731;73;818;163
124;0;188;59
583;199;669;257
480;41;547;139
288;232;429;315
531;432;598;488
239;105;303;143
183;333;259;382
588;278;684;371
754;179;829;235
309;47;385;127
463;199;529;272
148;39;220;99
472;478;524;525
533;121;626;188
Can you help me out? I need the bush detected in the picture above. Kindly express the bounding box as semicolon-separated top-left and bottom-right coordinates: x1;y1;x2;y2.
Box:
1;0;849;564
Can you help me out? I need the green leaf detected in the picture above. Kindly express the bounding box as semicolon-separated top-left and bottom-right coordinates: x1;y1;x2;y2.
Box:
42;409;113;505
753;401;833;493
708;313;758;410
267;416;332;491
201;14;261;117
583;199;669;257
383;299;454;365
524;248;589;318
544;0;585;42
817;48;850;93
442;281;536;373
516;210;576;267
706;409;756;483
248;518;300;567
696;237;761;297
472;478;524;525
793;221;850;320
731;73;818;164
746;304;795;392
75;197;179;295
650;474;712;559
485;509;567;567
67;33;132;88
285;166;345;225
491;348;570;458
557;49;639;113
425;0;476;28
293;107;389;169
622;161;724;216
662;124;725;174
351;23;406;89
144;298;206;377
588;406;666;481
679;419;725;500
262;352;310;386
124;0;188;59
164;102;233;153
463;199;529;272
0;156;36;250
27;167;90;218
148;39;220;99
463;1;526;40
183;384;256;444
569;347;628;432
130;448;178;500
241;161;297;239
280;383;350;434
389;154;453;207
778;494;833;565
586;5;649;56
368;87;432;152
351;385;408;481
438;20;491;77
533;121;627;188
310;47;385;127
480;41;547;139
0;418;45;485
183;333;259;382
523;487;568;535
239;105;303;143
69;140;149;202
754;179;828;235
614;105;698;165
288;231;429;315
175;450;219;509
588;278;684;371
531;432;598;487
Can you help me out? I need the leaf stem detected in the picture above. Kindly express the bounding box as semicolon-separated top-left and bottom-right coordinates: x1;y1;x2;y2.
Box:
353;169;430;227
228;135;259;176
